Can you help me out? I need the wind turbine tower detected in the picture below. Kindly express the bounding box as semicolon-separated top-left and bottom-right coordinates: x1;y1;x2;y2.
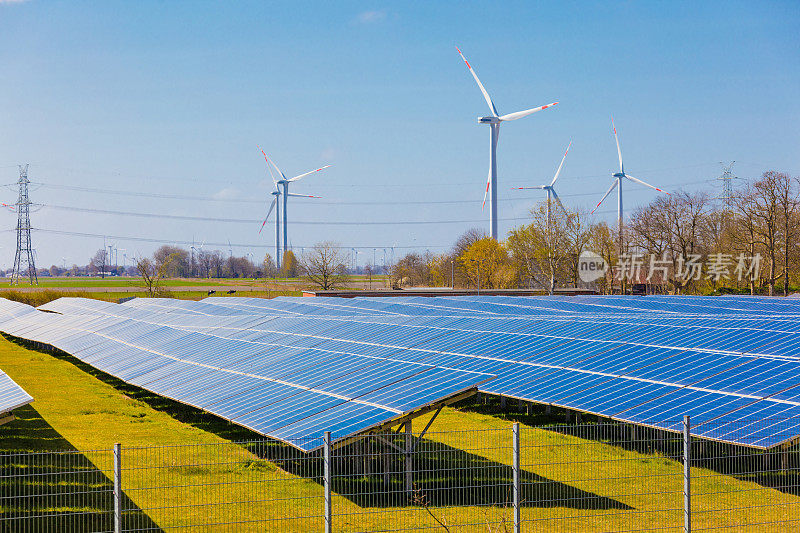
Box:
258;147;283;270
11;164;38;285
591;118;670;253
456;47;558;240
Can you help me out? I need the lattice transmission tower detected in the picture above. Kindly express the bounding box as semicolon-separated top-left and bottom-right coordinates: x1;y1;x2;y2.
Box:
11;164;38;285
717;161;737;210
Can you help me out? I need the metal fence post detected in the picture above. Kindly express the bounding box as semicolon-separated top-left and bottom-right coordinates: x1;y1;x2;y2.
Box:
324;431;332;533
113;443;122;533
405;421;413;500
683;416;691;533
513;422;521;533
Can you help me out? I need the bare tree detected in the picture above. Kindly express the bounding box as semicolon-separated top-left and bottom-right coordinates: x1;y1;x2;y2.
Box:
301;242;349;290
507;202;589;293
746;174;781;295
89;249;107;278
776;173;799;295
136;253;179;296
262;253;278;278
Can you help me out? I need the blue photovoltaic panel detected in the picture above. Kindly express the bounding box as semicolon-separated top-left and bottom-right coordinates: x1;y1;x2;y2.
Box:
7;294;800;449
0;369;33;415
0;298;490;451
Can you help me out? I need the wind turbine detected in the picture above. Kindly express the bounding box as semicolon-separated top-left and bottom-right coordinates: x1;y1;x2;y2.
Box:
456;46;558;240
264;153;328;260
261;150;330;268
513;140;572;229
190;241;204;277
258;146;283;270
591;118;670;252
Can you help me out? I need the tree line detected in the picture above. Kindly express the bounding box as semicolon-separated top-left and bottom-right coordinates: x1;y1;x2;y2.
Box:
389;170;800;296
27;169;798;296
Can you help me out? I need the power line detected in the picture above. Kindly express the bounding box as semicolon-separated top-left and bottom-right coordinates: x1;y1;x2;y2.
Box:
27;177;717;206
37;202;624;226
22;161;725;189
31;228;455;251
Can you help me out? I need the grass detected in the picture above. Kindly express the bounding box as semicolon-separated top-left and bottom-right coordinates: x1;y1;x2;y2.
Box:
0;289;303;306
0;337;798;532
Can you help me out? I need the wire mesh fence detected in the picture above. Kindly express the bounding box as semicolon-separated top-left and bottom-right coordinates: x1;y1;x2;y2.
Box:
2;416;799;532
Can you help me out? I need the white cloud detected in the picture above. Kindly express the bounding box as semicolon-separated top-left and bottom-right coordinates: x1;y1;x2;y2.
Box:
355;10;387;24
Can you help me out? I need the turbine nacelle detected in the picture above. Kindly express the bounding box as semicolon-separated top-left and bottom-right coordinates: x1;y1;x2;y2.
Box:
613;172;625;179
479;116;502;124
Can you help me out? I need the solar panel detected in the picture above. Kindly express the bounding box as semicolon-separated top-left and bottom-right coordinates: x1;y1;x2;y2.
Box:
0;369;33;416
0;298;490;451
6;294;800;449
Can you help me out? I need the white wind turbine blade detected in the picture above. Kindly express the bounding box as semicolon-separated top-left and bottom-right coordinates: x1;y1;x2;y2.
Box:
549;140;572;186
268;157;287;181
499;102;558;122
259;198;277;234
611;116;623;173
258;146;280;190
287;165;331;182
624;174;670;194
550;188;566;212
482;171;491;210
591;179;619;214
512;185;546;190
286;192;322;198
456;46;498;116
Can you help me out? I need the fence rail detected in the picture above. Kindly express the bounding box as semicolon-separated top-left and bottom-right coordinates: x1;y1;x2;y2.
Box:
2;417;798;532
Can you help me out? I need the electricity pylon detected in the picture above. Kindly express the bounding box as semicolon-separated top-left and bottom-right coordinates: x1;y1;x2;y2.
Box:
717;161;736;210
10;164;38;285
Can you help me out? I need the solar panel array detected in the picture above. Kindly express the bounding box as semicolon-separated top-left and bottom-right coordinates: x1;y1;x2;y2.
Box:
2;294;800;449
0;300;35;416
0;297;490;451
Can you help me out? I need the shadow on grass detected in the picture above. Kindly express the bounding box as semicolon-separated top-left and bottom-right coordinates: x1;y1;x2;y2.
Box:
257;435;631;510
0;405;162;532
456;395;800;498
3;335;266;443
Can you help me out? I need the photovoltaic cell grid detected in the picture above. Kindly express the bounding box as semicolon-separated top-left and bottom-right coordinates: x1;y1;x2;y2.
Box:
4;294;800;449
0;298;490;451
0;369;32;416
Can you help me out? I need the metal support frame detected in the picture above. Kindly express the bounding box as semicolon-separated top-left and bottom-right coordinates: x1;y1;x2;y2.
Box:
113;443;122;533
513;422;521;533
324;431;332;533
683;415;691;533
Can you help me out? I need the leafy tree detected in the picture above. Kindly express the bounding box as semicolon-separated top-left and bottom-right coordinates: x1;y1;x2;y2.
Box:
153;245;190;278
281;250;299;278
458;238;515;289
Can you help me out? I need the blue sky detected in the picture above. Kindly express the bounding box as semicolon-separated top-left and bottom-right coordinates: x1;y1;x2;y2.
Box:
0;0;798;268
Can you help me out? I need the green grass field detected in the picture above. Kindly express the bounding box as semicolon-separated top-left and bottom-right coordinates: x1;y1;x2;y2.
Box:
0;336;797;532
